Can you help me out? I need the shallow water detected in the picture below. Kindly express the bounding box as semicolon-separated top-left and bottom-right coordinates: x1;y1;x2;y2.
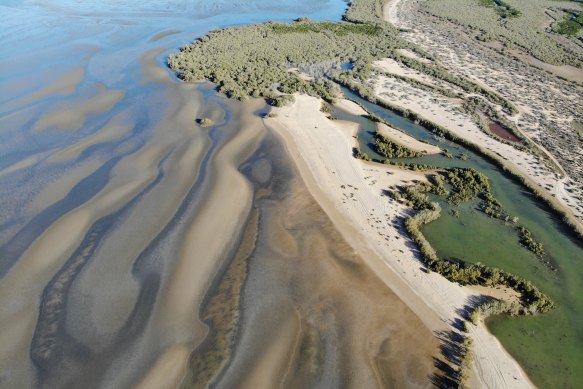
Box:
340;88;583;388
0;0;441;387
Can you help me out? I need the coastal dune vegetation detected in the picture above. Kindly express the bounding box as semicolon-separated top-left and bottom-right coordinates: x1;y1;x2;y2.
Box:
387;170;555;318
425;0;583;66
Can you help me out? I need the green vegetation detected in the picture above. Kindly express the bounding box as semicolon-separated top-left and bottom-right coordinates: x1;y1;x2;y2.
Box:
458;336;474;387
169;16;410;104
344;87;583;237
342;86;582;389
445;168;489;205
373;131;423;158
272;20;382;35
395;179;555;319
198;118;215;127
478;0;521;18
426;0;583;66
518;226;545;256
556;11;583;35
267;94;295;107
353;146;371;161
343;0;387;23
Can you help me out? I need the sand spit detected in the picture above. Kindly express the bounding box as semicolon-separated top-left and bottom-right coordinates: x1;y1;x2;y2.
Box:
334;98;368;115
268;94;535;388
376;122;441;154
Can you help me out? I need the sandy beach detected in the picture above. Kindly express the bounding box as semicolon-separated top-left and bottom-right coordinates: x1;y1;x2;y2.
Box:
268;94;535;388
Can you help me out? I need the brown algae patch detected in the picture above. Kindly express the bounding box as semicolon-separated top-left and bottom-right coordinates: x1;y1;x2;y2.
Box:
181;208;259;389
487;120;521;143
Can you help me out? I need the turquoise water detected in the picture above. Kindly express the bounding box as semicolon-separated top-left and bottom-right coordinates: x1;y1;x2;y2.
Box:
340;88;583;388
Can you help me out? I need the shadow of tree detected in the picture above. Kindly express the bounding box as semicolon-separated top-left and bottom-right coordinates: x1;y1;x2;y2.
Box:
429;329;466;388
429;294;497;388
456;294;496;321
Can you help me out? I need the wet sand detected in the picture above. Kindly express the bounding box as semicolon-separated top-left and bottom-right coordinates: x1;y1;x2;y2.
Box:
0;1;445;387
197;132;439;388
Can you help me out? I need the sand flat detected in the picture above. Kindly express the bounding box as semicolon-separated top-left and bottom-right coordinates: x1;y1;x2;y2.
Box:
377;122;441;154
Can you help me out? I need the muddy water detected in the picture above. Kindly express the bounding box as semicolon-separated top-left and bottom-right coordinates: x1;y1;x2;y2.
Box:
0;0;439;388
486;121;521;143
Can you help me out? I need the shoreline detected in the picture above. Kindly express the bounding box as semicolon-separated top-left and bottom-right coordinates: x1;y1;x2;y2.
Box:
266;94;535;388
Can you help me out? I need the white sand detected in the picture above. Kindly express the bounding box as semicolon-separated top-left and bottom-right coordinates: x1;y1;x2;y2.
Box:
377;122;441;154
268;94;534;389
334;98;368;115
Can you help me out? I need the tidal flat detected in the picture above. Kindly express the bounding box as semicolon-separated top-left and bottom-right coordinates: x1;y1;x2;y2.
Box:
0;0;442;387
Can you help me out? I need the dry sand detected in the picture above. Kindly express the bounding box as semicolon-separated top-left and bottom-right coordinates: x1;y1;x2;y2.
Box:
334;98;368;115
377;122;441;154
268;94;535;389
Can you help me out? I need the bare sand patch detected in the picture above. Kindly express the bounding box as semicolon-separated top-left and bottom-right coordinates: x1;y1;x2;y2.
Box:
334;98;368;115
377;122;441;154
